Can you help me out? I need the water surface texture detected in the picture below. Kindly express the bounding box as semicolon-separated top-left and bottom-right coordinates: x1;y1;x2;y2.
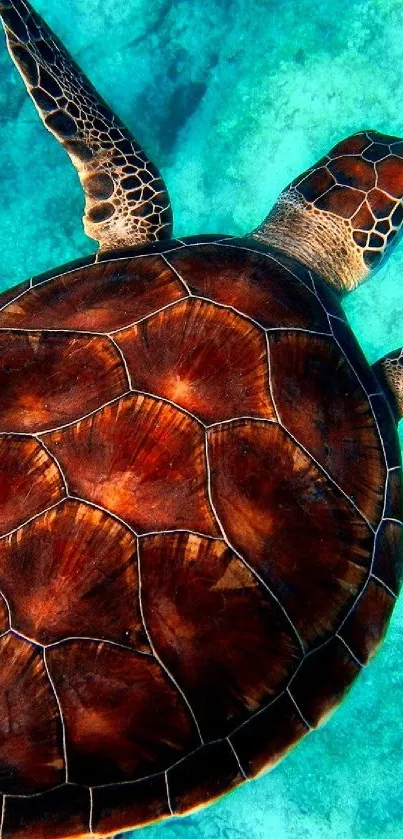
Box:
0;1;403;837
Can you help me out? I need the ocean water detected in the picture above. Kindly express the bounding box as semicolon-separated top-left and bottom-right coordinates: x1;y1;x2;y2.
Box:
0;1;403;838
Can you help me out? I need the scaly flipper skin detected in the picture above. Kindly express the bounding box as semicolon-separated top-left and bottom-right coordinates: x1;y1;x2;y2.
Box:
373;349;403;421
0;0;173;250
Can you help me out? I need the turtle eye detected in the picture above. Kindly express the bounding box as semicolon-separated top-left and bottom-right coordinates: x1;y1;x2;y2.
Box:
292;130;403;272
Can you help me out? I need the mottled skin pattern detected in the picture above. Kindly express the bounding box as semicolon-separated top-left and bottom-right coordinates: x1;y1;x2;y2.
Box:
0;0;172;249
0;1;403;839
0;238;401;838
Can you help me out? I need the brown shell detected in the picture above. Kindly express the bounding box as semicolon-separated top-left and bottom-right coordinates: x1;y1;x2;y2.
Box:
0;234;401;838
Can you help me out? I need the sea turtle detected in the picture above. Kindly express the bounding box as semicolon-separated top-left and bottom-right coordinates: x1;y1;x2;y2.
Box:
0;1;402;838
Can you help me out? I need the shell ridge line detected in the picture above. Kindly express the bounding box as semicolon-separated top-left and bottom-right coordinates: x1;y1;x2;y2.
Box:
327;315;388;471
35;382;204;432
165;771;173;816
275;412;376;533
266;332;281;424
36;436;69;496
108;296;188;335
36;391;131;436
136;538;204;745
228;688;287;737
9;628;43;648
383;516;403;526
0;327;106;337
69;496;137;537
336;526;379;636
370;573;397;598
108;335;132;389
5;782;66;801
86;741;213;790
0;794;5;839
323;340;390;636
130;389;203;427
43;648;69;784
309;274;327;316
328;312;346;324
215;241;317;295
286;686;312;730
0;590;11;628
226;737;248;780
265;327;331;336
29;250;183;291
206;416;277;430
91;739;233;796
369;395;396;468
0;500;65;542
89;787;94;835
161;253;192;295
336;633;364;668
0;286;31;314
111;291;265;338
44;636;153;658
204;433;306;656
139;528;222;540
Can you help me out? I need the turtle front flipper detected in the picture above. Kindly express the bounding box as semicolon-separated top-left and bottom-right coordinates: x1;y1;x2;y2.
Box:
0;0;173;250
373;349;403;422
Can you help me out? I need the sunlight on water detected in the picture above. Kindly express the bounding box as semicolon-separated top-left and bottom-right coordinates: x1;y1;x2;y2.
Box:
0;1;402;837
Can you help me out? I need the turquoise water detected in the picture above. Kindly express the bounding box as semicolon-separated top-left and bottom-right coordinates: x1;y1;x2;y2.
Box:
1;1;403;837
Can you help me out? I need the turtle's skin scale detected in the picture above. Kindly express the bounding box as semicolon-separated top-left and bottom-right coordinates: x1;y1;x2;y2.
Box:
0;3;403;839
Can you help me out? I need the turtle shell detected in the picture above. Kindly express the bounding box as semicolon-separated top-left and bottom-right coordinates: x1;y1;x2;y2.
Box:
0;234;401;838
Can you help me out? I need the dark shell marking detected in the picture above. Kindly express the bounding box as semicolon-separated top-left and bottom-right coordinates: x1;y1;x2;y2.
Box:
0;235;401;838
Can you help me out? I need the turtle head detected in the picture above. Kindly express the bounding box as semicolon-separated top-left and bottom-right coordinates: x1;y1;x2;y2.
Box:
252;131;403;294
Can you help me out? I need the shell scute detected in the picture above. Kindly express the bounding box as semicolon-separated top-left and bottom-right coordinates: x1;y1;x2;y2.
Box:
167;244;330;331
289;637;360;728
383;466;403;520
0;634;64;794
0;331;127;434
338;578;395;665
0;500;147;650
0;257;185;333
369;393;402;469
208;420;373;648
45;640;199;786
92;775;169;836
139;532;300;740
0;595;9;634
2;785;91;839
40;393;219;536
0;436;64;537
114;297;275;424
168;740;243;816
230;691;308;779
372;519;403;595
269;331;387;526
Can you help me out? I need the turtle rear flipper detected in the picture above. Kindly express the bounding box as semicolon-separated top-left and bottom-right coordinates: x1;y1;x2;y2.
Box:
0;0;173;250
373;349;403;421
